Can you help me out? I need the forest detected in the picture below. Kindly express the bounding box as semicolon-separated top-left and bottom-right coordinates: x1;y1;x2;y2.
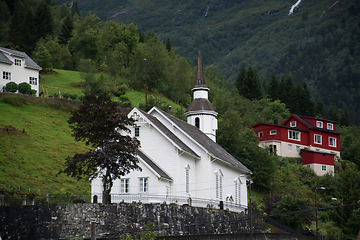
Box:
1;0;360;238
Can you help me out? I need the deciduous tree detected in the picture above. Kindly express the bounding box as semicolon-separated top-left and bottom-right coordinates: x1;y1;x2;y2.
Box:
60;93;141;203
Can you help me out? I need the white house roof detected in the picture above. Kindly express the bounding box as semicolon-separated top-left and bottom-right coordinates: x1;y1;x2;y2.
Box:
0;47;42;70
152;108;251;173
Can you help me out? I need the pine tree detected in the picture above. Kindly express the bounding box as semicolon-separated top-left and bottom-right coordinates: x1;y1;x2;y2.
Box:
20;8;37;54
327;104;339;122
59;13;74;45
34;1;54;40
138;29;145;43
235;63;246;96
340;107;351;126
71;0;80;17
9;3;23;48
268;72;279;101
165;36;172;52
315;95;324;117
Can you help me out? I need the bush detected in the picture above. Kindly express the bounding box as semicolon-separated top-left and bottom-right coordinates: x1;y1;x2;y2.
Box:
118;96;132;108
1;96;27;106
112;84;128;97
5;82;18;93
62;92;69;99
18;82;33;95
69;93;78;100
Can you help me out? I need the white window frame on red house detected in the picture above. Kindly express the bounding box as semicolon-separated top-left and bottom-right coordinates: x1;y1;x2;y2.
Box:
258;132;263;137
329;137;336;147
288;130;300;141
322;166;326;171
270;130;277;135
327;123;334;130
316;121;323;128
314;134;322;144
290;121;296;127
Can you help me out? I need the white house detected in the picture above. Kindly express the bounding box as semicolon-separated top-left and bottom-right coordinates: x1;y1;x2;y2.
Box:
0;47;42;96
91;51;250;212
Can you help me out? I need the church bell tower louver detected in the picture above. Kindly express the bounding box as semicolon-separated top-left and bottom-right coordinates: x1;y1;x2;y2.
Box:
185;51;218;142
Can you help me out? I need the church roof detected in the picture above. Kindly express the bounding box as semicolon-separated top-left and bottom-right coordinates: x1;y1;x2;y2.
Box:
185;98;216;113
136;149;172;181
140;110;200;159
160;110;250;173
193;50;208;88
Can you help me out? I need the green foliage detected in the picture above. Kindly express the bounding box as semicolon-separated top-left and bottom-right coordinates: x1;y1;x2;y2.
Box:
235;64;262;100
35;44;53;73
18;82;34;95
5;82;18;93
1;96;27;106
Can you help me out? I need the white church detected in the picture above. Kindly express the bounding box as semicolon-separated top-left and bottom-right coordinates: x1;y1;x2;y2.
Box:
91;51;250;212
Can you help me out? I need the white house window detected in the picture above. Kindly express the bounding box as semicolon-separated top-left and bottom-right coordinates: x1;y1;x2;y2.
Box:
258;132;263;137
270;130;277;135
185;165;190;194
317;121;323;128
290;121;296;127
120;179;129;194
314;134;322;144
195;117;200;128
327;123;333;130
288;130;300;141
235;179;241;205
134;127;139;137
15;59;21;66
322;166;326;171
29;77;37;85
215;171;223;199
329;137;336;147
3;71;11;81
296;146;300;152
139;178;148;193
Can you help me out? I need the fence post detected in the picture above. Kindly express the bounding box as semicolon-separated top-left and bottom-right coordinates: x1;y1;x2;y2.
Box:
91;221;96;240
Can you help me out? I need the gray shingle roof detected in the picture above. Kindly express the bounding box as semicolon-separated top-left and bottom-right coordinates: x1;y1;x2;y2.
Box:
160;110;250;173
0;51;12;64
136;149;172;181
0;47;42;70
140;110;200;159
292;114;342;134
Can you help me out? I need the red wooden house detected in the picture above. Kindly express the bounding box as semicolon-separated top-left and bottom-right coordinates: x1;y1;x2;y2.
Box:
250;114;341;176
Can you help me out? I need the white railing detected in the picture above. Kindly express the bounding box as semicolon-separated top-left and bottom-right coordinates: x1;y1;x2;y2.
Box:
91;193;247;213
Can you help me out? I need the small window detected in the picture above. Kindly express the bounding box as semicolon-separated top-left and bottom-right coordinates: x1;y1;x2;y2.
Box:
15;59;21;66
195;117;200;128
322;166;326;171
296;146;300;152
258;132;263;137
270;130;277;135
29;77;37;85
139;178;148;193
307;165;310;168
327;123;333;130
134;127;139;137
329;137;336;147
215;171;223;199
120;179;129;194
316;121;323;128
185;165;190;194
314;134;322;144
3;71;11;81
288;130;300;141
290;121;296;127
288;144;292;151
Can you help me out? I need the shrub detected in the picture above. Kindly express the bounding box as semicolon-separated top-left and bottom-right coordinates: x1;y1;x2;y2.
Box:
5;82;18;93
18;82;33;95
112;84;128;97
118;96;132;108
69;93;78;100
62;92;69;99
1;96;27;106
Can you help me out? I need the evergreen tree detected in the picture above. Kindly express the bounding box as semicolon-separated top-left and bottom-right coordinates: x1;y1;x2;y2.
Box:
20;7;37;54
267;72;279;101
315;95;324;117
235;64;262;100
146;30;156;41
327;104;339;122
59;13;74;45
138;29;145;43
9;3;23;48
340;107;351;126
235;63;246;95
35;44;53;73
34;1;54;41
297;80;314;116
71;0;80;17
165;36;172;52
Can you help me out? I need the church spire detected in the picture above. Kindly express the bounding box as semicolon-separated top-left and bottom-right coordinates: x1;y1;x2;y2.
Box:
195;50;207;88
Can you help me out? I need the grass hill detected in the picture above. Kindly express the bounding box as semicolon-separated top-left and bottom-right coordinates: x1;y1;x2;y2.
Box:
0;69;183;196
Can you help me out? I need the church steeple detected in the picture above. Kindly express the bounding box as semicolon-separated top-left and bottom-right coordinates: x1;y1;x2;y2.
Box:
185;51;218;142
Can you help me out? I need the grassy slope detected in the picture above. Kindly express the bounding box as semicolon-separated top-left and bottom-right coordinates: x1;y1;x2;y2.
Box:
0;69;183;195
0;98;90;195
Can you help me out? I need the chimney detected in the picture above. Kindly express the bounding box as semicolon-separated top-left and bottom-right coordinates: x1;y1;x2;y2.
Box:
274;119;278;124
168;105;172;115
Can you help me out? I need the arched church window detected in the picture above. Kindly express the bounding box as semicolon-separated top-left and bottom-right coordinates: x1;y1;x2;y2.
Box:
195;117;200;128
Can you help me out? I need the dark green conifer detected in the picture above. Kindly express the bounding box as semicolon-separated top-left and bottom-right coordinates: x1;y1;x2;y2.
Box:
166;36;172;52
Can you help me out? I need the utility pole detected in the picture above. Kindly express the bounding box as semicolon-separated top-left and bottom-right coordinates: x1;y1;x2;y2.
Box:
315;182;318;240
144;59;148;109
248;174;252;240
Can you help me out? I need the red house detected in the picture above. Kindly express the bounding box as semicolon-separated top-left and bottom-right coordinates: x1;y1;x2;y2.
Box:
250;114;341;176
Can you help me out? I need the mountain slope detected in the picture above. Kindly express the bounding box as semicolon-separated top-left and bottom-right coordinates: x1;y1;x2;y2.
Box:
55;0;360;124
